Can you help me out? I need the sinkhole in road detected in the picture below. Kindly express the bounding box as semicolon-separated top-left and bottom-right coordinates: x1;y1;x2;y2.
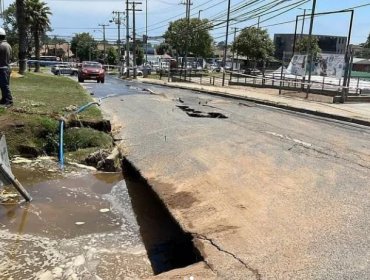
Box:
121;157;203;275
177;105;228;119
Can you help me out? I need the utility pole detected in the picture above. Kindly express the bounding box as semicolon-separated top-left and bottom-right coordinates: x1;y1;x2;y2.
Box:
306;0;317;94
181;0;192;72
231;28;237;71
98;23;109;64
128;1;142;78
111;11;125;59
257;16;261;28
222;0;231;86
126;0;130;77
145;0;148;64
301;9;306;37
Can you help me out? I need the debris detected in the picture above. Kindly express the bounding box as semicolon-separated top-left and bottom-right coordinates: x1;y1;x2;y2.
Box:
0;191;18;202
12;157;33;164
75;222;85;225
99;208;110;213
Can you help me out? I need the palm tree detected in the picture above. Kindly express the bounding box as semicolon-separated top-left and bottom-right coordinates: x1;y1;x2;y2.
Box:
26;0;51;72
16;0;27;74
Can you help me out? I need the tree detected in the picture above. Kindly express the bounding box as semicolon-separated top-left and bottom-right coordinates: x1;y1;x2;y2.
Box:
363;33;370;49
164;18;213;58
71;33;97;62
136;47;144;66
3;3;19;47
296;36;321;57
232;27;274;62
156;42;174;56
16;0;28;74
106;47;117;65
26;0;52;72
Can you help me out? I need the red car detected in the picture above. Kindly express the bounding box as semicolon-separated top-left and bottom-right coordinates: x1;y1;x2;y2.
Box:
78;61;105;83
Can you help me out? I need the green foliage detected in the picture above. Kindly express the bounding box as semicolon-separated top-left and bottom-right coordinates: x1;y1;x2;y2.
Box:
71;33;98;62
64;127;113;152
232;27;274;61
38;117;59;135
4;0;52;65
164;18;213;58
156;42;174;56
26;0;52;34
106;47;118;65
362;33;370;49
136;47;144;65
2;3;19;47
296;36;321;57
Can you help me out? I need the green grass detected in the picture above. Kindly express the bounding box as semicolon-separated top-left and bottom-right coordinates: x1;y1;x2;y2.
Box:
11;72;101;118
1;72;107;161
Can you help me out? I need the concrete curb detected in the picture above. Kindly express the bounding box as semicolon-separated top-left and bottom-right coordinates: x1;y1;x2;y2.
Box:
141;81;370;128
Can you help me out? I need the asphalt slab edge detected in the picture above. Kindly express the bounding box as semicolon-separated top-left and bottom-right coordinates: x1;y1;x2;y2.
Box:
141;81;370;128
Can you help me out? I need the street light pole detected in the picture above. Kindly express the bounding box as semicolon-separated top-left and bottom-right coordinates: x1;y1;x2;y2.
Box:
198;9;202;20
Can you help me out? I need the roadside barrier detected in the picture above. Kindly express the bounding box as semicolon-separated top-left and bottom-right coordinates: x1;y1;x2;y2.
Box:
0;135;32;202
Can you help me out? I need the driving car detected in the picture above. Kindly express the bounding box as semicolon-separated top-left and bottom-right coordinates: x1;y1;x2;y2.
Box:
78;61;105;83
51;64;78;76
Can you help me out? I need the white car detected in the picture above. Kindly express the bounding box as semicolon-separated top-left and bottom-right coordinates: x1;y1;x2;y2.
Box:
51;64;78;76
122;67;143;77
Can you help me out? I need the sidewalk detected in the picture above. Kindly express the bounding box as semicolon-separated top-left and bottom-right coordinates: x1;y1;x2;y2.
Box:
141;77;370;127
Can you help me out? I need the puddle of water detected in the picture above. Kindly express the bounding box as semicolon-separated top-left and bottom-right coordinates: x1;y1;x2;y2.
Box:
0;167;152;279
0;160;202;279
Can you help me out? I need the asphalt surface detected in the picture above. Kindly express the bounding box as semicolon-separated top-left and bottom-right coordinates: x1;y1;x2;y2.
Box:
81;76;370;279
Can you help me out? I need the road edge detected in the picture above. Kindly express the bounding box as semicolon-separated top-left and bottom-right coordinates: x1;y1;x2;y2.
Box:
141;80;370;128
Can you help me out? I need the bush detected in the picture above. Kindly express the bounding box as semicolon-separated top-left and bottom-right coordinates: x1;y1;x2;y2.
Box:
64;127;113;152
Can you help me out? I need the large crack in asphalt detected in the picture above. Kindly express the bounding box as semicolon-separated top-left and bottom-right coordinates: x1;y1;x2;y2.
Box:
192;233;262;280
266;131;370;170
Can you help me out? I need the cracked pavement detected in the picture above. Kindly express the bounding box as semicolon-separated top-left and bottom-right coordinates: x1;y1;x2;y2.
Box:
86;76;370;279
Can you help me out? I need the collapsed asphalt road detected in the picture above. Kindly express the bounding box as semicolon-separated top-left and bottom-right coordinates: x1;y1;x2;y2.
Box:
83;76;370;279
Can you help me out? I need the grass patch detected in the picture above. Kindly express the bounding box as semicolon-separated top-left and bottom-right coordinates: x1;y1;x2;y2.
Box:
1;72;108;161
11;72;100;118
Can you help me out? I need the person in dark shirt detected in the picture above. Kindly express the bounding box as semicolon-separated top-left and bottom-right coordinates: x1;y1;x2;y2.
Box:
0;28;13;107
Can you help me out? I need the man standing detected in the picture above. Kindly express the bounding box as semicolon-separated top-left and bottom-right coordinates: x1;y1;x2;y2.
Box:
0;28;13;107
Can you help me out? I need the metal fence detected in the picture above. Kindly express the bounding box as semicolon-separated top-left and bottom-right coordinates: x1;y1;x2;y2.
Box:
159;50;370;102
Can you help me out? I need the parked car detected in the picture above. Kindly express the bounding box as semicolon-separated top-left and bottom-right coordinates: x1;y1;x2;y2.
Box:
78;61;105;83
243;68;261;76
122;67;143;77
51;64;78;76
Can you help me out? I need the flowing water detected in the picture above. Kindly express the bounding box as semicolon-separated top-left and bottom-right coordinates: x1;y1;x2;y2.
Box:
0;165;152;279
0;160;200;279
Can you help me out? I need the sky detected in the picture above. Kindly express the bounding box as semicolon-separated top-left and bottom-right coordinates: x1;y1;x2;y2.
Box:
1;0;369;45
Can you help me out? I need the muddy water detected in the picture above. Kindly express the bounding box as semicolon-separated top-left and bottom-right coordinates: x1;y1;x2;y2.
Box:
0;166;153;279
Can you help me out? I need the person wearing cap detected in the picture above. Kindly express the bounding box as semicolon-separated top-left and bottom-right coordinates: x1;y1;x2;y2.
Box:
0;27;13;107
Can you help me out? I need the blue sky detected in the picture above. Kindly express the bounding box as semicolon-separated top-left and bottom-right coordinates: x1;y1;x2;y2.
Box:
1;0;369;44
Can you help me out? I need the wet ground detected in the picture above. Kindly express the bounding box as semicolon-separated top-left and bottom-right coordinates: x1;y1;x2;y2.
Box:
0;164;153;280
0;158;200;280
